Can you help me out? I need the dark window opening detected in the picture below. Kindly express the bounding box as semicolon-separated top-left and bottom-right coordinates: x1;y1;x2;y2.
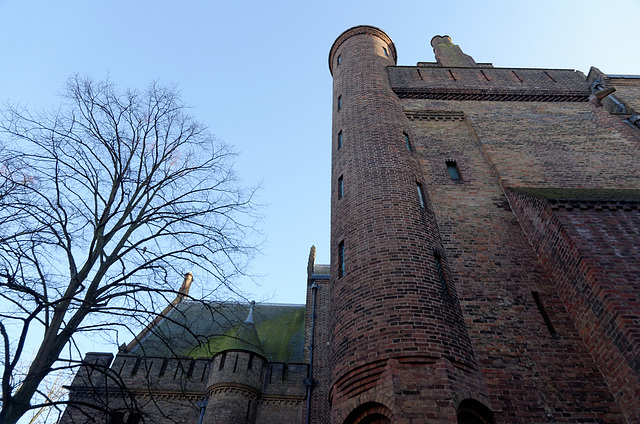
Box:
126;413;142;424
130;356;142;377
434;251;450;295
343;402;392;424
186;359;195;378
383;46;389;57
248;353;254;370
338;95;342;111
532;292;556;335
416;182;426;208
337;55;341;65
218;352;226;370
246;400;252;420
457;399;495;424
338;131;343;150
404;132;412;152
338;241;345;278
201;362;209;381
108;412;125;424
158;357;168;377
338;176;344;199
446;161;461;180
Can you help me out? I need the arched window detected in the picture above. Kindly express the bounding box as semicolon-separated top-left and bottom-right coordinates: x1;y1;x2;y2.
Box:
457;399;494;424
343;402;392;424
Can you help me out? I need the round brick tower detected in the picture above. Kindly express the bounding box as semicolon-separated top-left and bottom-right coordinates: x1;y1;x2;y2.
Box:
328;26;482;423
202;306;265;424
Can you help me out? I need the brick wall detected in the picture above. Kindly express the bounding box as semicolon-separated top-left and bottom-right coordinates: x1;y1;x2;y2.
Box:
508;190;640;423
329;26;485;423
403;109;626;422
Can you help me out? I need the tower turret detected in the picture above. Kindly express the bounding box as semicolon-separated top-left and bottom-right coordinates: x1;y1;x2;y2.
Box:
202;303;266;424
328;26;481;423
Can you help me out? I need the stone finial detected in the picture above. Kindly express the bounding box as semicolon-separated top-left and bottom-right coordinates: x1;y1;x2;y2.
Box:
179;272;193;298
431;35;477;67
245;300;256;324
307;245;316;276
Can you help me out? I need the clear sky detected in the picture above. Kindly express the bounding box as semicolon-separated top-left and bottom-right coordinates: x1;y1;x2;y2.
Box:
1;0;639;312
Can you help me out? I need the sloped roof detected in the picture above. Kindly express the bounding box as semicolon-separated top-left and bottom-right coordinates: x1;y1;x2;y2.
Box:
130;301;307;363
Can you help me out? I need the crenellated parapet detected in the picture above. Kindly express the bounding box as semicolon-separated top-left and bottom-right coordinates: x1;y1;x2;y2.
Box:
206;350;266;395
68;353;211;395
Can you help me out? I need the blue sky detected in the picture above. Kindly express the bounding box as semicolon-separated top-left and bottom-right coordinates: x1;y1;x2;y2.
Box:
1;0;639;312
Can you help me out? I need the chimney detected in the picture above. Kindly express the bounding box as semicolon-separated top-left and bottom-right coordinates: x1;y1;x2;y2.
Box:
431;35;477;67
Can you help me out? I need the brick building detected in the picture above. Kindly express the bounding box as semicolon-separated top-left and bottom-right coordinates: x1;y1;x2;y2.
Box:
62;26;640;423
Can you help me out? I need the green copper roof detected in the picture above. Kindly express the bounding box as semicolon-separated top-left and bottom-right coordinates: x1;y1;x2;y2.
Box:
130;302;307;363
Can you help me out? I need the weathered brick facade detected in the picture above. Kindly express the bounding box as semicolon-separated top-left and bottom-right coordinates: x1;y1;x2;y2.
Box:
328;26;639;424
62;26;640;423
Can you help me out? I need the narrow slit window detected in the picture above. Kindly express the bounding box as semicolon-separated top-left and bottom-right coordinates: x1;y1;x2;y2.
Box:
338;176;343;199
130;356;142;376
337;95;342;111
446;161;461;180
246;400;252;421
532;292;557;335
338;241;345;278
337;55;341;65
434;251;449;295
404;132;412;152
416;182;426;208
338;131;343;150
186;359;195;378
383;46;389;57
158;358;168;377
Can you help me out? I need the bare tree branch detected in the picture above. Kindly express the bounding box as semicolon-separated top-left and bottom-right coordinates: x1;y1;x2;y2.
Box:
0;75;259;424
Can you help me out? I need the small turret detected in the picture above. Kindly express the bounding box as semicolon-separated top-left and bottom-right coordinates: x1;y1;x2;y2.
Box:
202;302;266;424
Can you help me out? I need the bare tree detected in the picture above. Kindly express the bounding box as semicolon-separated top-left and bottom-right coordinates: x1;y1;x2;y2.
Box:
0;76;258;424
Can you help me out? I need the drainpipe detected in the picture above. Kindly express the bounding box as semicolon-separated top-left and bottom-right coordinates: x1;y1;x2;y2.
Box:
625;114;640;128
591;80;627;113
197;397;208;424
305;282;318;424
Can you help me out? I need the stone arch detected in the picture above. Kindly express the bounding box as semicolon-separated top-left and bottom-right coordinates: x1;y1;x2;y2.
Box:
456;398;495;424
343;402;393;424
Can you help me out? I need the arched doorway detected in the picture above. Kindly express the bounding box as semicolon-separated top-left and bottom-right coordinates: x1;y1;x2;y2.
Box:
358;413;390;424
457;399;494;424
343;402;392;424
